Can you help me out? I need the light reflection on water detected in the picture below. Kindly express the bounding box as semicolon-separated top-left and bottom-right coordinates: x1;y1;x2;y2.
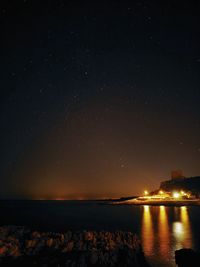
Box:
1;200;199;267
173;206;192;250
159;206;170;256
141;205;154;255
141;205;193;267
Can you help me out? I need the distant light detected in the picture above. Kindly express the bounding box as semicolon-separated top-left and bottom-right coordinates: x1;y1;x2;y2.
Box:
173;192;180;198
144;190;149;196
159;190;164;195
181;190;187;196
143;205;149;212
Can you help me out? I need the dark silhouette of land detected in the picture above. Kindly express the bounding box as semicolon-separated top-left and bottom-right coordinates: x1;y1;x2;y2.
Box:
160;176;200;197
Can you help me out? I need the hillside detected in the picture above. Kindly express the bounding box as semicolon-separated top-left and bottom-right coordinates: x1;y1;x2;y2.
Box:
160;176;200;197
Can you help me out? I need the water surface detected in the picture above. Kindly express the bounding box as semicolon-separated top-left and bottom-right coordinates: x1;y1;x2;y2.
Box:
0;200;200;267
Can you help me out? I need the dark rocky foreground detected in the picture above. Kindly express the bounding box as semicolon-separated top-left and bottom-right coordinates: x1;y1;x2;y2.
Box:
0;226;150;267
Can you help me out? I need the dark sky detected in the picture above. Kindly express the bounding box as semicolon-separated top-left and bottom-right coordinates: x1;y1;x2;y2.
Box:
1;0;200;199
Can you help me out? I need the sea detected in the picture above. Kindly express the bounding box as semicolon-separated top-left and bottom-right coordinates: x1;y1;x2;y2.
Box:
0;200;200;267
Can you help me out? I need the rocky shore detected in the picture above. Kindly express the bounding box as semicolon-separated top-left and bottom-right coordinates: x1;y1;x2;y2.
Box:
0;226;150;267
175;248;200;267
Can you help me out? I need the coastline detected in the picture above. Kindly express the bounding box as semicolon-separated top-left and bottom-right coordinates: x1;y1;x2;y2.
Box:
109;198;200;206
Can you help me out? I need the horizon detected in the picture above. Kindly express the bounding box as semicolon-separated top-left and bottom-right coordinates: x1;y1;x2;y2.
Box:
1;174;200;200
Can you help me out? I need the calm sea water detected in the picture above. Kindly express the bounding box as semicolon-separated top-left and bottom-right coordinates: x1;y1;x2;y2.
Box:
0;200;200;267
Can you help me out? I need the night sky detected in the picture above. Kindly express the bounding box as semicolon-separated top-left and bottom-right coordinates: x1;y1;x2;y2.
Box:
1;1;200;199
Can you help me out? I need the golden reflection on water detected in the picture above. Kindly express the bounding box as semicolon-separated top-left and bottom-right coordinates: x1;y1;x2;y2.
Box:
173;206;192;250
141;205;154;255
141;205;192;259
158;206;169;256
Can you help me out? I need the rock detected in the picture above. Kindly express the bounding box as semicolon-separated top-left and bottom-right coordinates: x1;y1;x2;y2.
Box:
64;231;72;241
8;243;21;257
175;249;199;267
26;239;37;248
32;231;41;239
84;231;94;241
0;246;7;256
90;251;98;264
62;241;74;252
108;239;116;250
46;238;54;247
0;226;151;266
60;234;65;244
75;240;84;250
0;242;21;258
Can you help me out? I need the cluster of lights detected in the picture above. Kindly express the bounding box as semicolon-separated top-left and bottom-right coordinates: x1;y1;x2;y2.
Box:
142;189;190;200
172;192;180;198
172;190;189;199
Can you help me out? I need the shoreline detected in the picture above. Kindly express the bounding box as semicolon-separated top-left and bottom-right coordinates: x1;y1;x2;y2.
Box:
109;199;200;206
